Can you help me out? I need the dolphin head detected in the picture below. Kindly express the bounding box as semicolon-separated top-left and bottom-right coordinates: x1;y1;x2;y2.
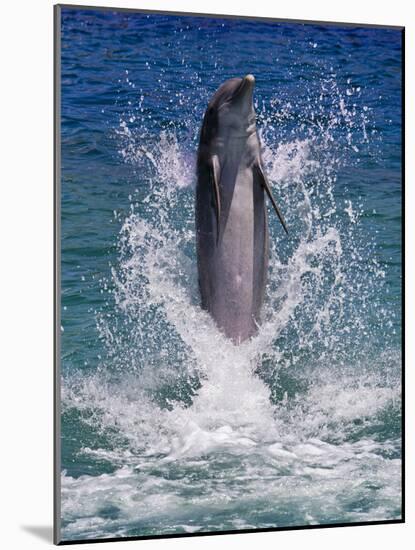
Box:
202;75;257;143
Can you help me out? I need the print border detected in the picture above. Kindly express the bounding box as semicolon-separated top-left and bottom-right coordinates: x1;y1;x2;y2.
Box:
53;3;405;545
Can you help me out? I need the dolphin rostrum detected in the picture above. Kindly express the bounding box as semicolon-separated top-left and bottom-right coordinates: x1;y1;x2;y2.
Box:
196;75;288;344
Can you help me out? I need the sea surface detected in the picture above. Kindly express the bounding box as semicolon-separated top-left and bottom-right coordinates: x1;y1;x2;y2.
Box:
59;7;402;542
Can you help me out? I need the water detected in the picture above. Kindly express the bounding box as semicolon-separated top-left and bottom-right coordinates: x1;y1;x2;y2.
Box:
59;7;402;542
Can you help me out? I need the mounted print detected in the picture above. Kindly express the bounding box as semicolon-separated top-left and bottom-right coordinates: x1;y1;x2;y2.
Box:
54;4;404;544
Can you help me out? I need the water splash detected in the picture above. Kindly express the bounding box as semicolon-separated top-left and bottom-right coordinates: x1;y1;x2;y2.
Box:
61;72;401;539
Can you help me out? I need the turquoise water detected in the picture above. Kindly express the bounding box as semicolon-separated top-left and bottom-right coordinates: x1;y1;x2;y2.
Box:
59;7;402;542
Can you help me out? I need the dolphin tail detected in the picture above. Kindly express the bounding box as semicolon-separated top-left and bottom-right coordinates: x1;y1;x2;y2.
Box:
254;163;288;235
210;155;221;244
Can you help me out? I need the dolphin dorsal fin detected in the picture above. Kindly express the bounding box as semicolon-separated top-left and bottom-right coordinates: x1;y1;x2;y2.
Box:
254;163;288;235
210;155;221;244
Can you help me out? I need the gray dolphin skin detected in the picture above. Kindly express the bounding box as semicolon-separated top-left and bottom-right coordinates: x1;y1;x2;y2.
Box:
196;74;288;344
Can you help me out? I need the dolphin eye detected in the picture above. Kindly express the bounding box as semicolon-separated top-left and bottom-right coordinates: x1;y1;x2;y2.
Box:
206;107;216;123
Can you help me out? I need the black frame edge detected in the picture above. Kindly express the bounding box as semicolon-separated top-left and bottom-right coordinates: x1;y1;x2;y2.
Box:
57;519;404;545
400;25;405;524
55;3;404;30
54;3;62;546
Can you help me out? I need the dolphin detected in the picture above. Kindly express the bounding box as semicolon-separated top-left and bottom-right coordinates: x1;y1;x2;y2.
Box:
196;74;288;344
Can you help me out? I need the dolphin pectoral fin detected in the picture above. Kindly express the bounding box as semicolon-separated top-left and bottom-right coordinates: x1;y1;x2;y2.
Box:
254;163;288;235
210;155;221;243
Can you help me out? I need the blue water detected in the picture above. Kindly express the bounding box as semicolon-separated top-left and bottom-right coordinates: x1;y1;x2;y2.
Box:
59;7;402;542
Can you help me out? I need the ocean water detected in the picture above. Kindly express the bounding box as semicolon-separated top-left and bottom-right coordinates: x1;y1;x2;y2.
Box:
59;7;403;542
